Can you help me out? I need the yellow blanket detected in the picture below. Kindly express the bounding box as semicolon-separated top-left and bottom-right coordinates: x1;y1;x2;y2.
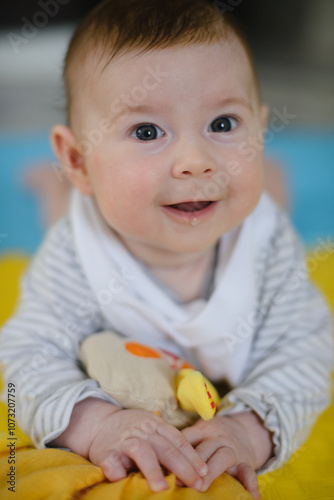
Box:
0;252;333;500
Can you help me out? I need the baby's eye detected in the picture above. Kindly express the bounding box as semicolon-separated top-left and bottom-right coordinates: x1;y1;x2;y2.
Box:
132;124;164;141
210;116;237;133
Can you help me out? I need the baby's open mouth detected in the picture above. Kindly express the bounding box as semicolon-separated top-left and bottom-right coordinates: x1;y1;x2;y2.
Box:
167;201;213;212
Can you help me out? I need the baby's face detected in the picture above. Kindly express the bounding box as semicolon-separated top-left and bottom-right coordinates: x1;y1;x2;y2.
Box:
72;38;267;265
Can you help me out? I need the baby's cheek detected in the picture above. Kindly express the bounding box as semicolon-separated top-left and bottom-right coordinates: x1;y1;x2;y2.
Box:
99;195;152;236
225;156;263;217
233;146;263;181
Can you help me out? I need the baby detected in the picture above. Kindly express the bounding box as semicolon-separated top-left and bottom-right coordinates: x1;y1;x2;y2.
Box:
0;1;333;499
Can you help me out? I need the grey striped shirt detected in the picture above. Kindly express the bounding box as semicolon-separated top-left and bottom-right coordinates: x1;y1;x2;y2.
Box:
0;208;332;473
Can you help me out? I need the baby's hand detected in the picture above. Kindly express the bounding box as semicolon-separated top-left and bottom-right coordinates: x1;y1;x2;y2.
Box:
181;412;273;499
88;407;208;492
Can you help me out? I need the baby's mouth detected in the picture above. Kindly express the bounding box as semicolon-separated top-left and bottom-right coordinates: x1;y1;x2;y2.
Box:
167;201;213;212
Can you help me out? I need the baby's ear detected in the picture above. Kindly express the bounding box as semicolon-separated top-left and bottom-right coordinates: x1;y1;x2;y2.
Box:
51;125;93;195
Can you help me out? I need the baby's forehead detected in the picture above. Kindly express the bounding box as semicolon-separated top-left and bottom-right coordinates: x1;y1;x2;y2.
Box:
69;34;258;122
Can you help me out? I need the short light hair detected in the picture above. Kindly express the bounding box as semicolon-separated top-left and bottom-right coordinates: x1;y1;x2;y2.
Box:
64;0;257;121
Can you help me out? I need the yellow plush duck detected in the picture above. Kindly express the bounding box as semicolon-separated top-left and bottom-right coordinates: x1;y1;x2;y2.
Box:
175;368;220;420
80;331;221;427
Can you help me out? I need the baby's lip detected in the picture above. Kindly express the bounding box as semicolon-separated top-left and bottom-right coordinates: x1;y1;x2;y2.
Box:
164;200;214;213
162;200;219;225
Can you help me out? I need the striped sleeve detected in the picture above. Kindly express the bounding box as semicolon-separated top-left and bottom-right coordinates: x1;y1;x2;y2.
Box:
0;218;121;448
218;209;333;473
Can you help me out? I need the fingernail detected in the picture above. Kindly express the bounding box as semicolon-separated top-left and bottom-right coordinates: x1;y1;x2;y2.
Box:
198;464;208;476
201;484;208;493
194;479;203;491
152;480;169;492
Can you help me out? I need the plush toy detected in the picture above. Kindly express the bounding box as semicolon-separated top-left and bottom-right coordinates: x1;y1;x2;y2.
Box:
80;331;221;428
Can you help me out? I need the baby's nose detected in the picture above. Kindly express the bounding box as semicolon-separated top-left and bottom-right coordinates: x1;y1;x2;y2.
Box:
171;141;217;179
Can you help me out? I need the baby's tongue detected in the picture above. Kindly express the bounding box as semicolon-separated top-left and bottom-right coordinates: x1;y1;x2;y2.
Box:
171;201;211;212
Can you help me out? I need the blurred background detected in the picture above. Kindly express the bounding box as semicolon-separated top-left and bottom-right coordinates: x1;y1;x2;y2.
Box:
0;0;333;258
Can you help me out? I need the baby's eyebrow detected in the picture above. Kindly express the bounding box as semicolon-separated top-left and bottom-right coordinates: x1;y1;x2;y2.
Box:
113;104;167;120
215;97;253;112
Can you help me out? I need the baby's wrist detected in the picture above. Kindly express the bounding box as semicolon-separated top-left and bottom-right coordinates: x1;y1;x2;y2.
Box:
49;397;122;457
227;411;274;469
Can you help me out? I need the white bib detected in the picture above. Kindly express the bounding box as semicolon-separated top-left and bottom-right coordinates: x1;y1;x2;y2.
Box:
70;191;277;385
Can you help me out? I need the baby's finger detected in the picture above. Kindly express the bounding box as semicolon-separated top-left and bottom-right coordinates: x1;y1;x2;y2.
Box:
121;455;135;470
199;446;237;492
99;450;128;481
123;438;169;492
181;424;203;447
194;436;219;463
151;434;204;491
157;421;208;476
230;463;260;500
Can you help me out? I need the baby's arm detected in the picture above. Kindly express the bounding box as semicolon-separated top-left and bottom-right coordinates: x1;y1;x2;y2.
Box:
0;219;119;447
213;210;333;474
51;398;208;492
